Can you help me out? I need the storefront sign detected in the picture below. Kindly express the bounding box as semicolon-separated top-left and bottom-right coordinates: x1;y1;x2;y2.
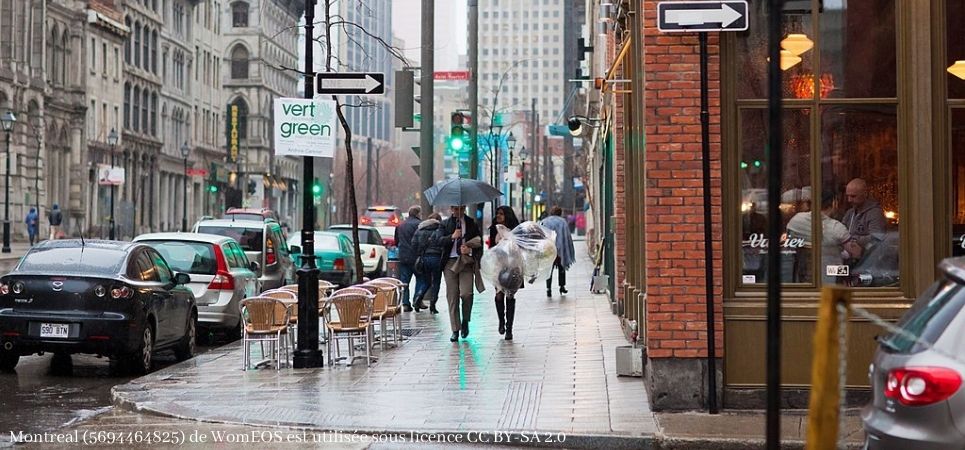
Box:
273;98;337;158
227;104;240;163
96;164;125;186
745;233;806;249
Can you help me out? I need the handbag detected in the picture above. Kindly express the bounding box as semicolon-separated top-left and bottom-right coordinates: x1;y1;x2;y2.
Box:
414;256;426;275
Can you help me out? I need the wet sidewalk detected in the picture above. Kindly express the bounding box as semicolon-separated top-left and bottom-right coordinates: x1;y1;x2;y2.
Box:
112;240;660;448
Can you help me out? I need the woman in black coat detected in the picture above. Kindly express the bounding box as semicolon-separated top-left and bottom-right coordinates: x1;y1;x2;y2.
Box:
489;206;520;339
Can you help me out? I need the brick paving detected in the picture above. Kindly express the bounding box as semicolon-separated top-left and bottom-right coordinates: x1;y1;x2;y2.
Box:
112;240;659;447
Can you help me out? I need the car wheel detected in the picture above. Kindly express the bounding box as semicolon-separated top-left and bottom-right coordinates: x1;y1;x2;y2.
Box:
174;315;196;362
125;324;154;375
0;351;18;372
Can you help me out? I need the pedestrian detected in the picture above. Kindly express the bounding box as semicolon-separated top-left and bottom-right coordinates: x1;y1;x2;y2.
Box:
394;205;422;311
540;206;575;297
48;204;63;241
411;212;444;314
437;205;485;342
24;207;38;246
842;178;887;249
488;205;520;337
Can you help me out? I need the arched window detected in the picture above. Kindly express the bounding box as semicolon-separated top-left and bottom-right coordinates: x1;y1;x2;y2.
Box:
151;30;158;74
151;93;158;136
60;31;69;85
124;17;131;63
230;45;248;79
142;26;150;70
232;2;249;27
47;26;57;82
30;2;43;71
141;89;149;132
132;86;140;132
123;83;131;129
133;22;141;67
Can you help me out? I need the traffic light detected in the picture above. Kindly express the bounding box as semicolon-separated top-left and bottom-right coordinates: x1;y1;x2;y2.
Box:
312;178;322;203
449;112;470;153
208;183;218;193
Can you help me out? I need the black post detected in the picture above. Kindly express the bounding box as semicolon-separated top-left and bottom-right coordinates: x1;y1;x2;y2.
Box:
698;32;718;415
366;136;372;206
109;147;115;240
294;0;323;369
766;0;784;448
2;131;10;253
182;156;188;232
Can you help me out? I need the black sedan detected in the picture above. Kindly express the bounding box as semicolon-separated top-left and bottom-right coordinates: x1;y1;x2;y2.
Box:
0;240;197;374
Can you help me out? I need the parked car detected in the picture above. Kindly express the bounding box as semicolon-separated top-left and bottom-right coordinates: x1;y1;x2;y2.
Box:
133;233;259;339
327;225;388;278
361;206;402;227
375;226;399;260
286;231;357;287
862;256;965;449
193;218;294;291
223;207;280;222
0;240;197;374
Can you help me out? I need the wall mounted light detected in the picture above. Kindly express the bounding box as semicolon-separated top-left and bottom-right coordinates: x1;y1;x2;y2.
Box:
948;60;965;80
780;34;813;56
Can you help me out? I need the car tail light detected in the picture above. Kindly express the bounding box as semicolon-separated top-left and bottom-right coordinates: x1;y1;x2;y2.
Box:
383;238;395;247
11;281;23;294
208;271;235;290
266;239;277;265
388;215;400;225
360;216;373;225
884;366;963;406
0;283;9;295
93;285;107;297
111;286;134;299
333;258;345;271
369;248;376;258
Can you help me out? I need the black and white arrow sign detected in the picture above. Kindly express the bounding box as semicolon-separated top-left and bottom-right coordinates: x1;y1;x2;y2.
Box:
657;1;748;33
316;72;385;95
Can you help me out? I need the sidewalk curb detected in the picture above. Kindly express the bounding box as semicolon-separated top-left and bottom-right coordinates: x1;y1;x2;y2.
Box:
652;436;864;450
112;392;657;449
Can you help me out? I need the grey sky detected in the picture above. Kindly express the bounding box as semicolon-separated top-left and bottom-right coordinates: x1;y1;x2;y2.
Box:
392;0;467;70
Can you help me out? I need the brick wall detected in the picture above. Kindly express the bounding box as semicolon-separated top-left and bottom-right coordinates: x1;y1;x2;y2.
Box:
613;55;627;308
641;0;723;359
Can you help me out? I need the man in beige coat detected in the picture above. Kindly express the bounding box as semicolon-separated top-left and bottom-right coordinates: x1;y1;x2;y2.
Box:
436;205;485;342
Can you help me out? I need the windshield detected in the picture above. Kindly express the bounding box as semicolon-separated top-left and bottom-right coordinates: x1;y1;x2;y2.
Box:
141;241;217;275
197;226;263;252
18;247;126;275
882;280;965;353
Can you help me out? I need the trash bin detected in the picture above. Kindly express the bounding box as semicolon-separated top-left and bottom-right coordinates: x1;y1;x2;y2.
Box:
616;345;644;377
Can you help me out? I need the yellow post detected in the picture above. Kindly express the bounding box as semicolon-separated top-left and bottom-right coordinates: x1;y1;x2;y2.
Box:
806;286;851;450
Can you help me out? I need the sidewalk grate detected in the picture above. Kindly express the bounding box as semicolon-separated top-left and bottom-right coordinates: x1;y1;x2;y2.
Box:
400;327;422;338
497;381;542;430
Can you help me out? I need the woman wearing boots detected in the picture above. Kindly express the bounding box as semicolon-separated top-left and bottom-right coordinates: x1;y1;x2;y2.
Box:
489;206;520;340
411;213;445;314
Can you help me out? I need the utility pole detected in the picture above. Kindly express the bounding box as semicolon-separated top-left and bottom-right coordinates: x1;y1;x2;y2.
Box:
543;134;551;208
366;136;373;206
531;98;537;218
294;0;323;369
469;0;481;220
375;144;381;203
419;0;434;213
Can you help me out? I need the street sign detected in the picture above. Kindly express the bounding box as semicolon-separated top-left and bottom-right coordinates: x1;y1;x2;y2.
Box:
316;72;385;95
185;168;208;177
657;1;748;33
273;98;338;158
548;124;570;137
97;164;125;186
434;71;471;81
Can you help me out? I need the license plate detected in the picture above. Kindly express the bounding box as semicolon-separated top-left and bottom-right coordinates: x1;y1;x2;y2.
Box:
40;323;69;338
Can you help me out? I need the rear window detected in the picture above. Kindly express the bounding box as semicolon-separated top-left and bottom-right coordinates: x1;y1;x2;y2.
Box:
198;226;263;252
367;211;396;220
224;213;266;221
142;241;217;275
882;280;965;354
330;228;375;244
316;235;340;250
18;247;125;275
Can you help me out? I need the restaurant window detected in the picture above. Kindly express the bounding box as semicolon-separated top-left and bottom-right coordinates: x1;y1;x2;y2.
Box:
948;0;965;257
735;0;899;289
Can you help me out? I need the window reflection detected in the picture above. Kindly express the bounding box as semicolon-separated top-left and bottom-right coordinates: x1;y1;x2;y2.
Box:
951;109;965;255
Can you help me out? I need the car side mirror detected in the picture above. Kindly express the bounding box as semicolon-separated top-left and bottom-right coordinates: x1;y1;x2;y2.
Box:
249;261;260;272
174;272;191;285
290;245;301;254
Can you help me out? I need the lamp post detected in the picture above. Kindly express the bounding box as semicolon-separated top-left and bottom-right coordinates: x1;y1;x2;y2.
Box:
107;128;118;239
506;132;517;209
519;145;529;218
488;123;502;217
180;142;190;232
1;111;17;253
32;117;43;218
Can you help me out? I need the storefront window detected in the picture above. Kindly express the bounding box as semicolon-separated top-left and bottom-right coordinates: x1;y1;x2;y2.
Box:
735;0;899;289
950;110;965;256
947;1;965;255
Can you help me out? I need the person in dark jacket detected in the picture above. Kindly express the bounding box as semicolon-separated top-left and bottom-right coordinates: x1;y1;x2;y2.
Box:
394;206;422;311
411;212;444;314
48;204;63;240
488;205;520;338
437;205;485;342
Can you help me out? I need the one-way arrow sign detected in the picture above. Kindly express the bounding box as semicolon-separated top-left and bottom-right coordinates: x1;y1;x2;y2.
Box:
316;72;385;95
657;1;748;33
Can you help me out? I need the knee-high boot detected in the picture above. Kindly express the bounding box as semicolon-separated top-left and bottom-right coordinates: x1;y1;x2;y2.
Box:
505;296;516;341
495;291;506;335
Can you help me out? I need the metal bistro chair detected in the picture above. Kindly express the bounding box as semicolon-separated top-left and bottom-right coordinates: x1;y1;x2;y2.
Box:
365;279;404;347
240;296;292;370
324;292;375;366
262;289;298;348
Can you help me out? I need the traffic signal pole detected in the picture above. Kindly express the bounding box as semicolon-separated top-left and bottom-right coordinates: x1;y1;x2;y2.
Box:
419;0;435;213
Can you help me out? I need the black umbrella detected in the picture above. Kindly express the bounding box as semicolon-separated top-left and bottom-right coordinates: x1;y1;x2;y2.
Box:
424;178;502;206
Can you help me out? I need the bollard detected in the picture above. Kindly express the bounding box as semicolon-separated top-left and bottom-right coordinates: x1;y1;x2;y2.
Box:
806;286;851;450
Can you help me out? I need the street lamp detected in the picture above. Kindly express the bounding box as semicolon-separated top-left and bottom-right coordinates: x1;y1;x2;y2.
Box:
107;128;118;240
567;114;603;137
519;145;529;218
180;141;190;232
32;116;44;219
506;132;517;209
1;111;17;253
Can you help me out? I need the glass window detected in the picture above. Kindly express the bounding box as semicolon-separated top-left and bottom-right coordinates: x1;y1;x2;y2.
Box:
148;250;174;284
197;226;263;251
142;241;217;275
952;110;965;256
19;247;125;275
231;45;248;79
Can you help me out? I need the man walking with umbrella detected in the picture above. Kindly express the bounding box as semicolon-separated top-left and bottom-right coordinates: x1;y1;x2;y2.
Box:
436;205;485;342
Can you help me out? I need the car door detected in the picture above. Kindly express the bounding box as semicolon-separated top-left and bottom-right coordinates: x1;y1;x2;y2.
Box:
273;226;293;282
149;249;191;341
130;250;173;343
368;229;387;267
226;241;257;298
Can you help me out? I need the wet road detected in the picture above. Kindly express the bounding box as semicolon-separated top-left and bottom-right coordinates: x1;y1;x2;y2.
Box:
0;341;219;438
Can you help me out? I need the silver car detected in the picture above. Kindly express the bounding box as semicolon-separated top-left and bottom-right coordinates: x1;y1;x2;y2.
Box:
862;257;965;449
133;233;258;338
192;218;294;291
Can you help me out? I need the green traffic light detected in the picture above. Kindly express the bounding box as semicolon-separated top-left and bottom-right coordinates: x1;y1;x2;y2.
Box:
740;161;748;169
450;137;465;151
208;184;218;193
312;184;322;195
525;186;533;193
753;160;762;168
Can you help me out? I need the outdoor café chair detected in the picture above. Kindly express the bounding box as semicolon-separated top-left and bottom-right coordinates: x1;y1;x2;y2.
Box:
262;289;298;348
324;292;375;366
240;296;291;370
365;280;403;347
